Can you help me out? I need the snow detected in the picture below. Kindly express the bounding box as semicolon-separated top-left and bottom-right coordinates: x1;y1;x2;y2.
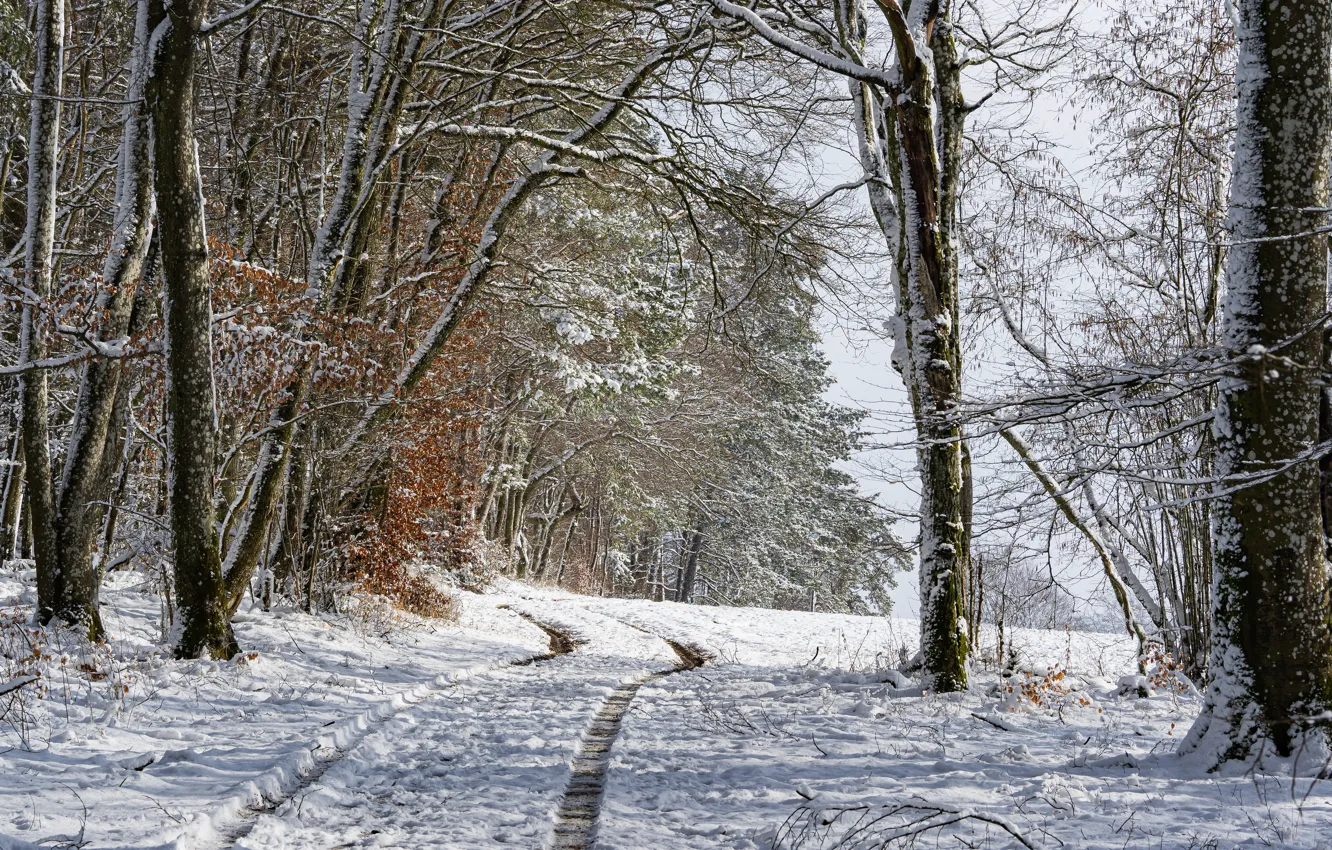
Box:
3;570;1331;849
237;599;677;849
0;568;548;846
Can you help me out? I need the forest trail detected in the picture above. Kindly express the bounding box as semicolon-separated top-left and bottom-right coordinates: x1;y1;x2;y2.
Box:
8;583;1330;849
208;614;583;849
230;599;687;849
215;601;710;850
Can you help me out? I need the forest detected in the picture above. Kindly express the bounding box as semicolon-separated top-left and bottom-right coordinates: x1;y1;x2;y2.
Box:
1;0;1332;836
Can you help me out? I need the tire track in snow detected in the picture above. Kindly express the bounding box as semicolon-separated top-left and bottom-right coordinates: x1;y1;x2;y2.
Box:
548;633;706;850
201;617;576;850
504;607;588;657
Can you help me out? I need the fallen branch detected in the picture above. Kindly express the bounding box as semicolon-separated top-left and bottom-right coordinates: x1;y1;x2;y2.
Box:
773;799;1041;850
0;675;37;698
970;711;1017;732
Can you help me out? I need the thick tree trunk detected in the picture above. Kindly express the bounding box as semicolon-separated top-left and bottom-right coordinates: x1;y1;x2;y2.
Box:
1183;0;1332;761
840;0;971;691
147;0;237;659
51;1;156;636
20;0;63;628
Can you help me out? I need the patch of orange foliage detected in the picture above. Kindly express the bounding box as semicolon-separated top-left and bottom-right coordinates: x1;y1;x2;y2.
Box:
344;314;495;615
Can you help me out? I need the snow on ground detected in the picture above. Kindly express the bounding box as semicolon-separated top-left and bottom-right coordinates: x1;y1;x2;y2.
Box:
3;568;1331;850
553;588;1137;677
598;648;1217;850
563;599;1331;850
0;567;548;848
237;595;678;849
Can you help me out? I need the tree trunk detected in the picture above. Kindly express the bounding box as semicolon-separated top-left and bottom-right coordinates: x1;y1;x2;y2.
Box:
879;1;970;692
271;424;312;598
554;514;578;585
147;0;236;659
1001;428;1149;666
678;529;702;603
1;308;23;560
1183;0;1332;761
1320;321;1332;558
20;0;63;628
221;370;303;615
1;440;23;560
652;552;665;602
960;439;974;634
838;0;971;690
51;0;156;636
631;531;651;596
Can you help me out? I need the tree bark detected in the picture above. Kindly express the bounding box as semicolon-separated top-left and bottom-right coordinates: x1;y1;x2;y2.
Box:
271;424;312;598
147;0;237;659
221;369;304;615
1183;0;1332;761
877;0;970;692
1319;321;1332;558
678;529;702;603
50;0;156;636
1;443;23;560
20;0;63;628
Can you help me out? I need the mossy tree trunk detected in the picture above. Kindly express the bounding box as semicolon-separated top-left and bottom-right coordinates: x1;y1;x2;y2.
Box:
1183;0;1332;761
875;0;970;692
147;0;237;660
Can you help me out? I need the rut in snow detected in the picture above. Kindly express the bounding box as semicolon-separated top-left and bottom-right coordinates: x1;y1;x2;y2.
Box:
209;611;577;850
507;608;587;657
549;636;706;850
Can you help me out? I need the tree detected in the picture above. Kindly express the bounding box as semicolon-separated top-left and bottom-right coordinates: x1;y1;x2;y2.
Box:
1180;0;1332;761
704;0;989;689
0;0;33;559
148;0;237;659
15;0;158;641
19;0;65;629
0;0;954;663
963;0;1236;681
872;0;971;693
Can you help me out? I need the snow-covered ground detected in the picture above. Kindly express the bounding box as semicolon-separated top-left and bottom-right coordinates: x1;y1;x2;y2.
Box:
0;568;550;848
3;569;1330;849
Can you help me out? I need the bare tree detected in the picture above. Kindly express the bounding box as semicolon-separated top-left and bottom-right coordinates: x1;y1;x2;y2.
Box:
19;0;65;628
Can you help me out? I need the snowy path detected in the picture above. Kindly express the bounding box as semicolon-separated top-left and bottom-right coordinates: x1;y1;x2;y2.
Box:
235;599;685;849
7;580;1332;849
507;591;1332;849
0;572;554;848
209;627;576;848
